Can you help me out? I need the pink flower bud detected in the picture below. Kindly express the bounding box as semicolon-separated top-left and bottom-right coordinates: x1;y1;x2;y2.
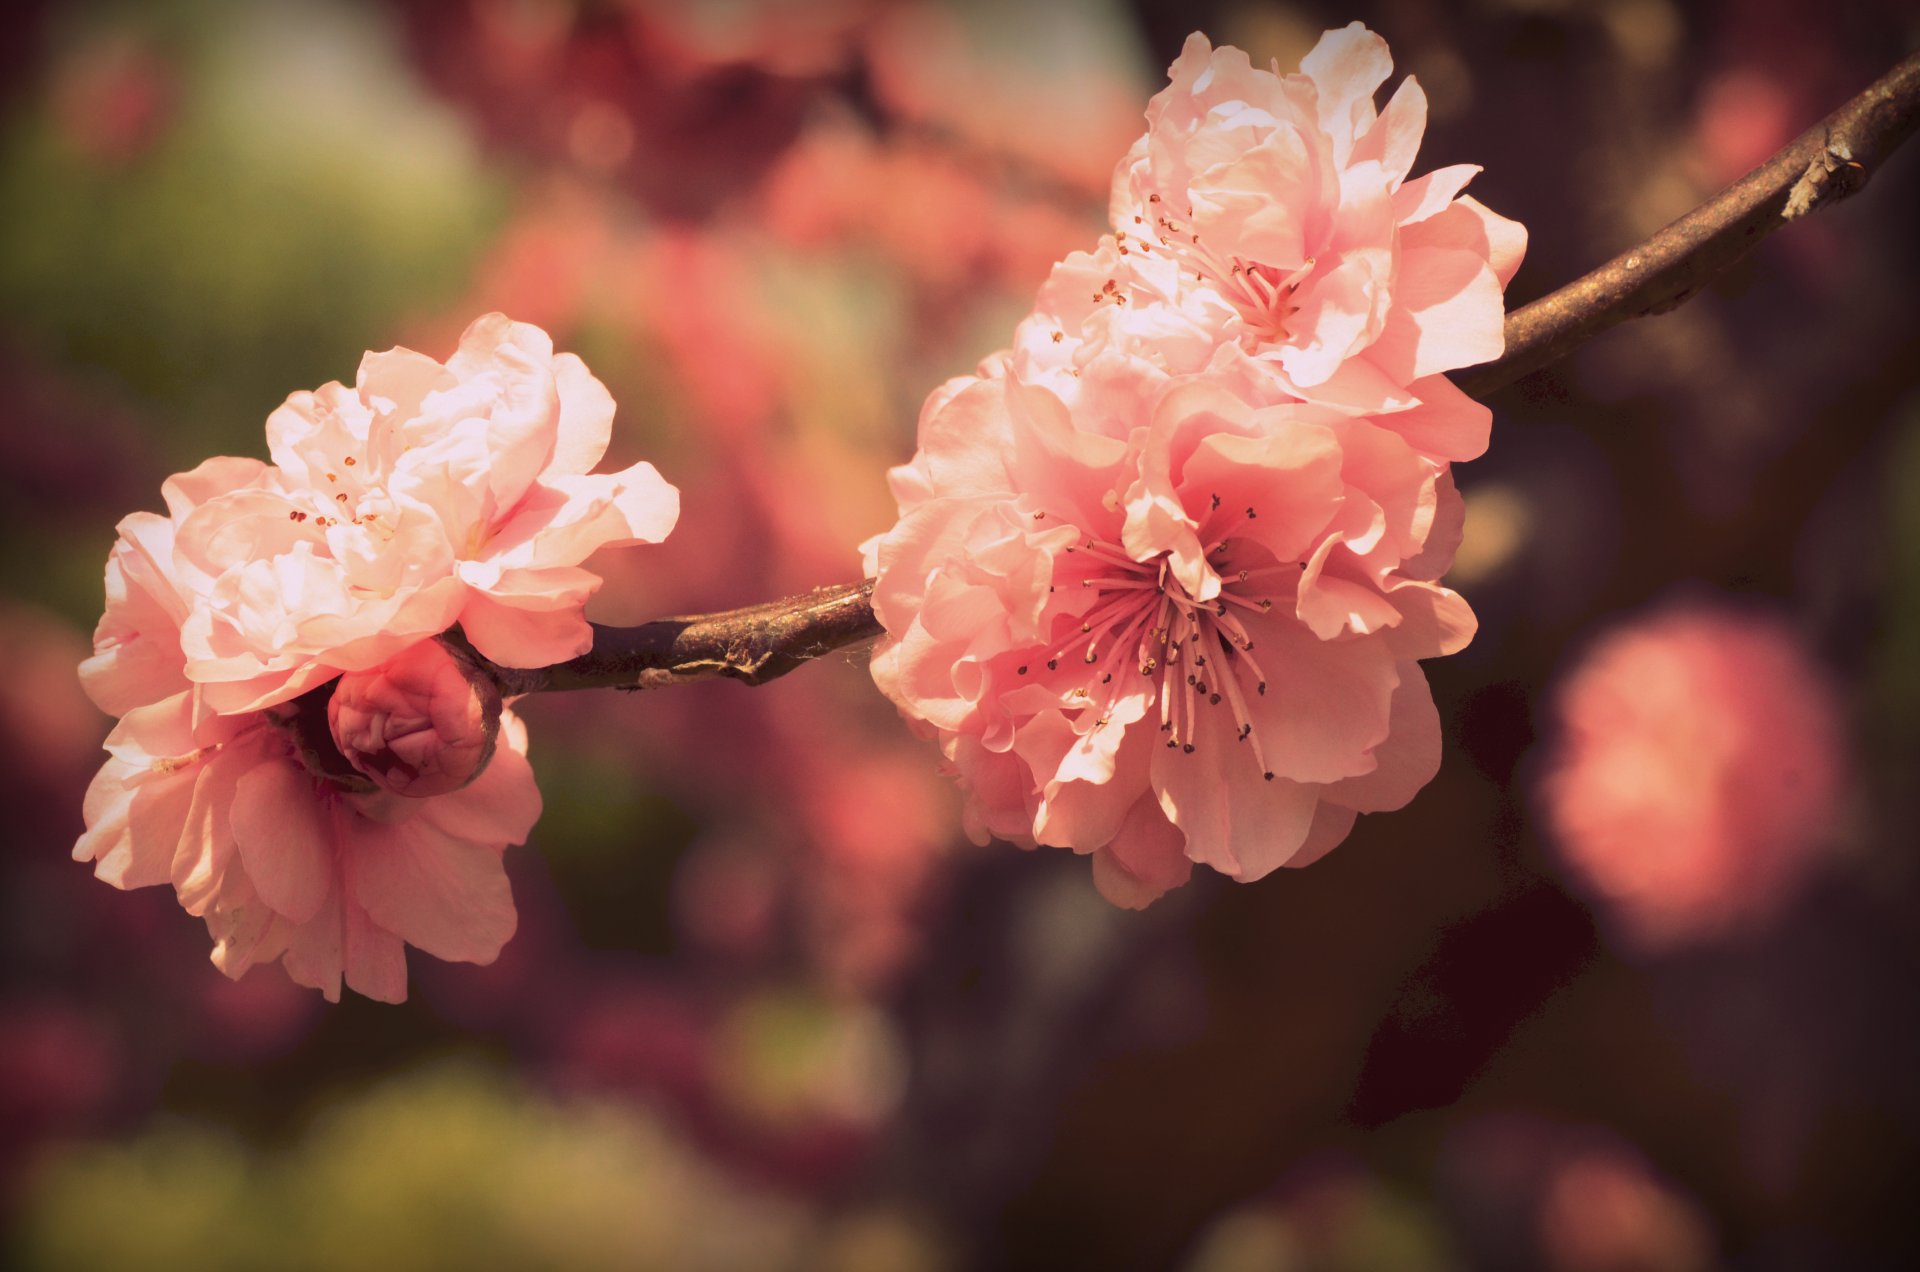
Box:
328;640;502;798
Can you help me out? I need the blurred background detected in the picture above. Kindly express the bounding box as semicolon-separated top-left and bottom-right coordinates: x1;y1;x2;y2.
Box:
3;0;1918;1268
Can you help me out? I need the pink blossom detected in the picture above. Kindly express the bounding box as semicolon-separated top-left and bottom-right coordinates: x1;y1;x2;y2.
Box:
328;637;502;798
1011;26;1524;462
1539;602;1847;950
76;460;541;1002
1538;1144;1716;1272
865;358;1470;907
168;314;678;714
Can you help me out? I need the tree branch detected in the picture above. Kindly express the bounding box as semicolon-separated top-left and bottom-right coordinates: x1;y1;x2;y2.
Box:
1456;48;1920;398
481;580;882;695
296;49;1920;722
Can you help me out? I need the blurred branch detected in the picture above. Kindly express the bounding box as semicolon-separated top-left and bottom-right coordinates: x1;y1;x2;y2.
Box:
336;49;1920;710
1457;47;1920;397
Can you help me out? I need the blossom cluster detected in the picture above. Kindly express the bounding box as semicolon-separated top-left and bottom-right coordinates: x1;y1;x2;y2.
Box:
75;316;679;1000
865;26;1525;906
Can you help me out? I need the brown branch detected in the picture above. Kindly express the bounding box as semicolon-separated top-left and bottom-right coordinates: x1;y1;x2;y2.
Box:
1456;48;1920;398
484;580;882;695
525;48;1919;696
288;49;1920;725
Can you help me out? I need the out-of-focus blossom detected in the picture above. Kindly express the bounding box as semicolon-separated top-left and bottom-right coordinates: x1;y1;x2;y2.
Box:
866;361;1469;907
0;605;103;790
1182;1158;1461;1272
75;457;542;1002
863;0;1147;196
48;30;177;166
1438;1116;1715;1272
329;637;502;798
396;0;872;218
148;314;677;714
1539;601;1846;950
1693;68;1797;187
1014;25;1524;461
1538;1145;1716;1272
759;117;1097;299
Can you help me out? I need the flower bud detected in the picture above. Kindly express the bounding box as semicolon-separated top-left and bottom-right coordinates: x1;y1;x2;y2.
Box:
328;639;502;798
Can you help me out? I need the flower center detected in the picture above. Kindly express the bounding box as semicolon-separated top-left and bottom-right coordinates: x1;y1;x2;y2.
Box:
1117;195;1308;344
1019;510;1297;782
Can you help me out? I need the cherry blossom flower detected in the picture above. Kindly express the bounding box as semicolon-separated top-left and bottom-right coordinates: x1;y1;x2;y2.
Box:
865;358;1470;907
1011;25;1524;463
171;314;678;714
865;26;1509;907
75;466;540;1002
1539;602;1847;950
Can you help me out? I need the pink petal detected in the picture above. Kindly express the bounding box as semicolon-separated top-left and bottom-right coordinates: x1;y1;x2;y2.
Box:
342;889;409;1004
1351;74;1427;186
1091;793;1192;908
82;513;190;715
1151;698;1320;880
1282;802;1358;870
1374;374;1492;463
1382;578;1478;658
1455;194;1527;286
75;760;193;890
280;878;345;1002
208;872;291;981
1324;664;1441;812
347;819;517;965
160;456;270;521
1030;712;1153;850
231;759;335;924
1300;22;1394;155
1235;610;1398;782
1401;469;1465;581
1177;424;1346;565
478;466;678;573
1297;537;1403;640
1392;164;1480;225
546;352;616;476
455;574;597;668
1369;246;1506;382
417;723;543;845
194;660;340;717
172;747;249;916
1280;253;1383;386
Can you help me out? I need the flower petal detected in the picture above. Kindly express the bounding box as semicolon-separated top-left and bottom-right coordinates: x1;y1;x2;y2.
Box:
232;759;335;924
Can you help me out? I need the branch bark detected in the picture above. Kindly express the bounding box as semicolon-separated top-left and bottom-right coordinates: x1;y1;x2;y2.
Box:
429;48;1920;703
476;581;881;696
1456;48;1920;397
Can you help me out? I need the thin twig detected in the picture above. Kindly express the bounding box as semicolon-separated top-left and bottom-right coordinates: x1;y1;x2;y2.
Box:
1456;48;1920;397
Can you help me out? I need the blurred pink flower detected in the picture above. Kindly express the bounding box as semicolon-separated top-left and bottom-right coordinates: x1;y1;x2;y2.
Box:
1539;602;1846;950
76;451;542;1003
49;30;177;165
1440;1116;1716;1272
866;359;1470;907
863;0;1145;196
397;0;860;218
759;120;1096;299
1538;1145;1716;1272
159;314;677;713
328;637;502;798
1014;26;1524;462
